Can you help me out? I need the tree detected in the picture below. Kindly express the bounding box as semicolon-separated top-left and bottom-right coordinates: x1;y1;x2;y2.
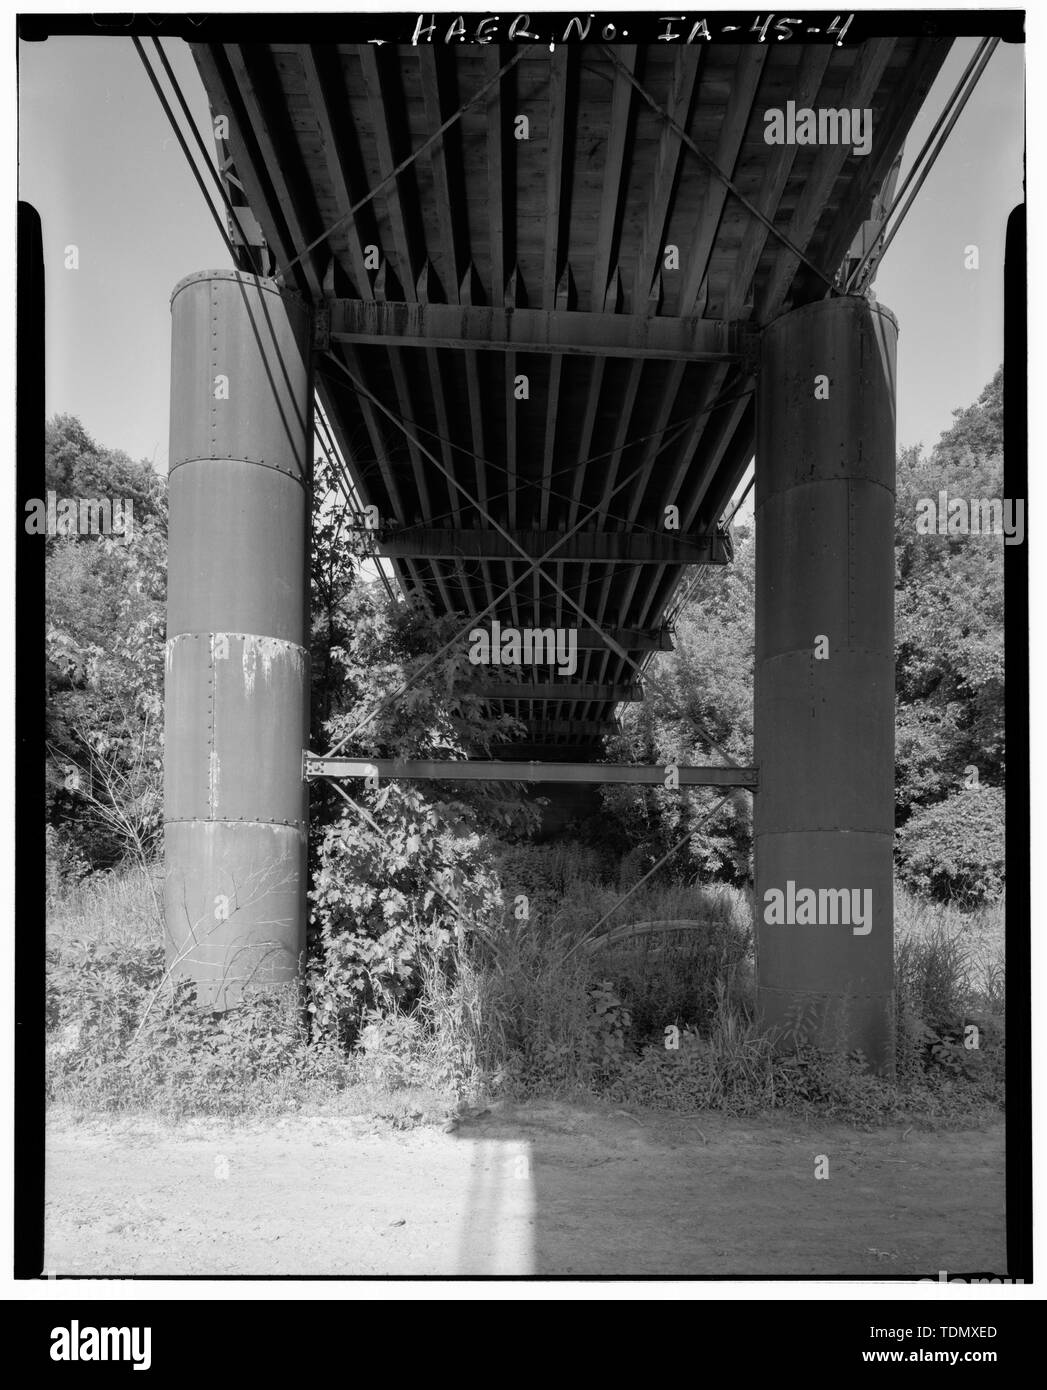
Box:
896;785;1005;906
44;414;166;529
44;418;167;868
307;447;539;1041
582;366;1007;901
597;523;755;884
894;369;1005;820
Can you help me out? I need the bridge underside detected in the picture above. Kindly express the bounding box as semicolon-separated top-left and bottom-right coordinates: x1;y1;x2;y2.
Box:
190;35;946;754
162;33;953;1064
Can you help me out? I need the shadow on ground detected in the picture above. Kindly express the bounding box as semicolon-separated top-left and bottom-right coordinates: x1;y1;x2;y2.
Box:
44;1101;1007;1278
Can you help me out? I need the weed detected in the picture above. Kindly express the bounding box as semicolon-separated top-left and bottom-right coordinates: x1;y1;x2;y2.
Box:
46;860;1005;1125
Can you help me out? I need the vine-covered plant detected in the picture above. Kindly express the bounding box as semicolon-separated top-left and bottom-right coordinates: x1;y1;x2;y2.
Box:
308;786;506;1044
307;445;538;1045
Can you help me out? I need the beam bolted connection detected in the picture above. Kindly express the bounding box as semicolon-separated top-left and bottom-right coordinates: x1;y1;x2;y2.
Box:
754;294;897;1069
164;270;312;1008
304;756;758;788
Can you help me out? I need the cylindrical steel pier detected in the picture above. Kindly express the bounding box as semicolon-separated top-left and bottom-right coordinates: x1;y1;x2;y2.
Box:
754;295;897;1068
164;270;312;1008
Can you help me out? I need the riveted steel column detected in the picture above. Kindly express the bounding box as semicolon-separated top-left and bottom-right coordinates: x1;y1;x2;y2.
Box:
754;295;896;1068
165;270;311;1008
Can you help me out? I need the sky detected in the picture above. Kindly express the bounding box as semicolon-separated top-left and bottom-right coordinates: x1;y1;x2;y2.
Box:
17;29;1024;473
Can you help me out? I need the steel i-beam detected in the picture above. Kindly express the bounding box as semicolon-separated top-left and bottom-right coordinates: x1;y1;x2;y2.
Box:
754;294;897;1069
164;270;312;1008
304;755;758;788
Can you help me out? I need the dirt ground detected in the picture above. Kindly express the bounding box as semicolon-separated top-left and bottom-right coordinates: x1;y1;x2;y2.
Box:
44;1101;1007;1278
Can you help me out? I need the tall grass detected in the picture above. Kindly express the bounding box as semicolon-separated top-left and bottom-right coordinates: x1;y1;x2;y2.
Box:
895;888;1005;1014
46;853;1006;1122
47;859;163;951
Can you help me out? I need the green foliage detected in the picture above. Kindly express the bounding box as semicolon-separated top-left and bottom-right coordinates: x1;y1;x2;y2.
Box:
892;900;1005;1106
598;525;755;882
604;991;782;1116
45;374;1009;1126
310;443;378;734
585;368;1007;904
894;370;1005;818
583;981;633;1070
307;445;542;1047
46;938;162;1050
895;921;972;1031
44;867;350;1117
598;900;753;1043
44;413;167;529
45;825;91;905
490;841;616;918
48;973;353;1118
308;787;505;1044
896;786;1005;906
47;863;1004;1122
44;416;167;869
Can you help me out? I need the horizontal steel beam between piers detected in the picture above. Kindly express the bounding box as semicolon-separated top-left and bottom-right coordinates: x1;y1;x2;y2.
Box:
304;755;757;788
328;300;753;361
374;527;731;565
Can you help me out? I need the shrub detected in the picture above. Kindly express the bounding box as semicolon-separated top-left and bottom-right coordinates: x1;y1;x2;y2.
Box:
893;913;1004;1098
46;938;163;1058
45;853;1005;1124
307;786;504;1046
584;980;633;1071
595;891;753;1043
490;841;615;916
896;786;1005;906
895;924;971;1034
46;936;357;1117
45;825;91;906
